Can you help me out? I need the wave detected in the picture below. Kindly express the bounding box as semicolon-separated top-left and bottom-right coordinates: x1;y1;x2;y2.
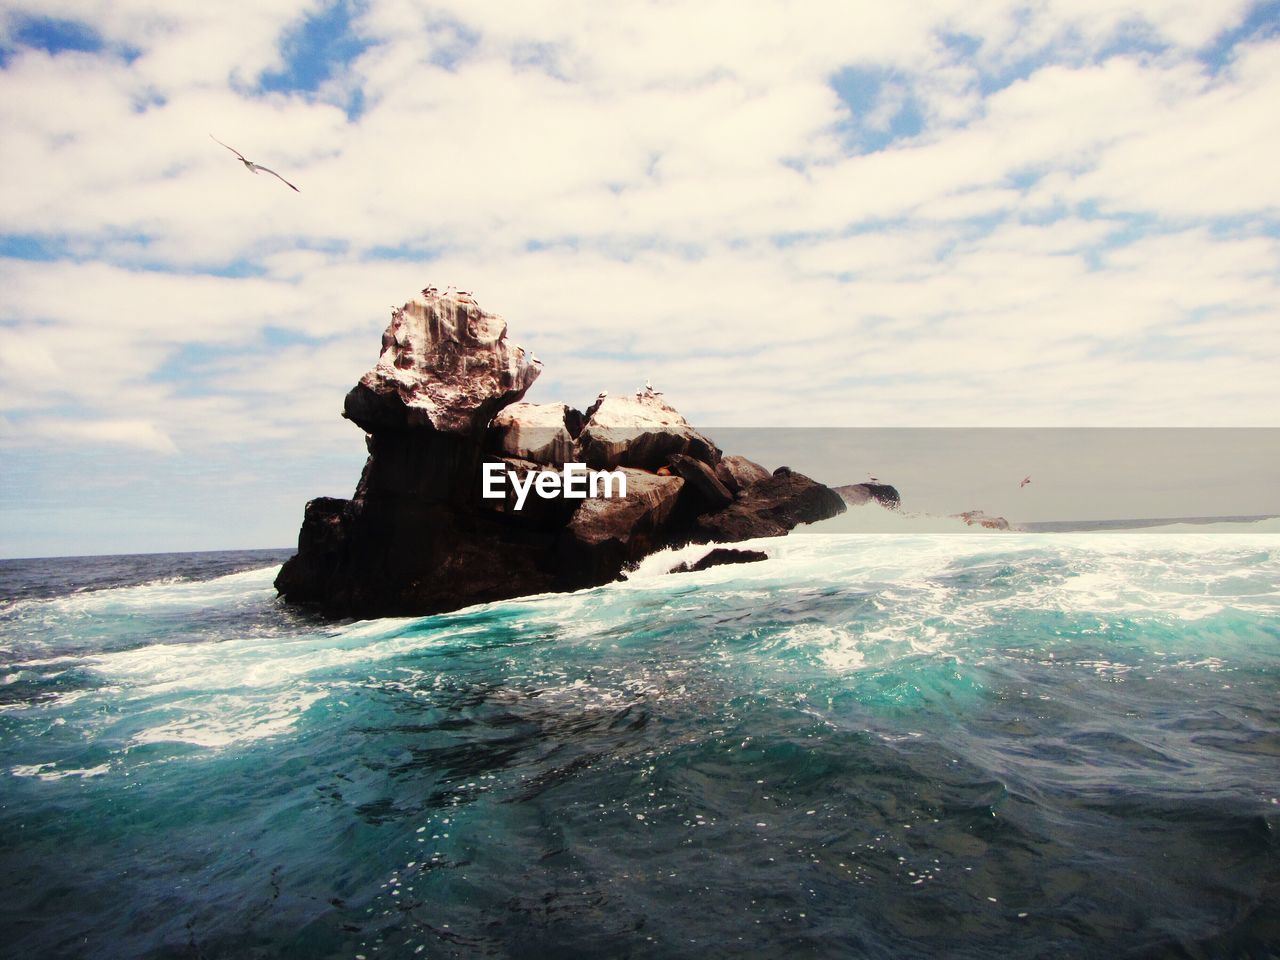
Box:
2;530;1277;759
3;534;1278;958
1114;515;1280;533
803;505;1280;535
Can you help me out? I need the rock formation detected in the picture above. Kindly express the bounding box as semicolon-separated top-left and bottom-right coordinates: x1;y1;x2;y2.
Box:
954;510;1011;529
833;482;901;510
276;289;847;618
670;548;770;574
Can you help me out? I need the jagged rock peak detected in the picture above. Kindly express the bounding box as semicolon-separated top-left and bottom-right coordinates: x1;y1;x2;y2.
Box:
344;290;541;436
578;392;721;470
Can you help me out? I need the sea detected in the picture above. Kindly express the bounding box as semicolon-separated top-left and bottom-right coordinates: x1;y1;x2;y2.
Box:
1;519;1278;958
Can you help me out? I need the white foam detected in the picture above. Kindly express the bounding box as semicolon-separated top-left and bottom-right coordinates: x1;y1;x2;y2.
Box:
129;688;330;748
10;761;110;781
2;564;282;621
803;506;1002;535
6;529;1275;756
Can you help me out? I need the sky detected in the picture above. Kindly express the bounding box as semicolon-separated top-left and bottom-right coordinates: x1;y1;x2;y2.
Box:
1;0;1278;556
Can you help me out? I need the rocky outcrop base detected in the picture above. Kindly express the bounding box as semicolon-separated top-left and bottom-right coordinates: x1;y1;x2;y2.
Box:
276;289;849;619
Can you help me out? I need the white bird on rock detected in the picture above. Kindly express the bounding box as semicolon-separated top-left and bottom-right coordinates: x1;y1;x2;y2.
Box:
209;135;300;192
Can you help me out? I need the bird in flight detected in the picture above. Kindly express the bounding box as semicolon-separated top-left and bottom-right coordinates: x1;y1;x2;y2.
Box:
1020;475;1032;488
209;135;300;192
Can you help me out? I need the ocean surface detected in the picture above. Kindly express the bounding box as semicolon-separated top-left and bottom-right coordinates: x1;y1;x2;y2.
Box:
1;528;1278;959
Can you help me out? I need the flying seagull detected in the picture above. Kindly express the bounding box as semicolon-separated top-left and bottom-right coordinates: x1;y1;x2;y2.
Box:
1020;475;1032;488
210;135;300;192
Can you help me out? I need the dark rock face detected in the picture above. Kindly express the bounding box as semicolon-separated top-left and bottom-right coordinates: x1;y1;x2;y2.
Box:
834;482;901;510
560;469;685;586
669;454;734;511
670;547;769;574
276;289;849;618
696;470;847;542
715;455;770;495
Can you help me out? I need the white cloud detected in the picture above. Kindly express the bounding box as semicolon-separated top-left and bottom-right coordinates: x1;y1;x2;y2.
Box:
2;415;179;453
0;0;1277;476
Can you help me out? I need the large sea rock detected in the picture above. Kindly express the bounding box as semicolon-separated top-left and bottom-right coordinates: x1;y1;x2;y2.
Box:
276;288;851;618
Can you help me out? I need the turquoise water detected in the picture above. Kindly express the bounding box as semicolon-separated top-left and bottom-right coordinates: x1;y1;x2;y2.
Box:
2;534;1278;957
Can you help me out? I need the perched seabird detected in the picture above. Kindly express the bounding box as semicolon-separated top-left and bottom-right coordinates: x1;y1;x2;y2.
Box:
1020;475;1032;488
868;475;880;483
209;135;300;192
597;390;608;399
531;353;542;364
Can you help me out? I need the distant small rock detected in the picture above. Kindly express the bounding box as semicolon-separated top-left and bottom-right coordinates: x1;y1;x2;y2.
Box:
833;483;901;510
670;548;769;574
954;510;1010;530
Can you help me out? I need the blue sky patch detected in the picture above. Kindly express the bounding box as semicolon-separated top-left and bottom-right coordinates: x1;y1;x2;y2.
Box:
0;232;230;271
262;326;329;349
3;14;139;65
259;0;371;95
10;15;104;56
257;0;370;118
830;66;925;153
1090;19;1170;64
363;244;444;262
0;234;70;261
1200;0;1280;71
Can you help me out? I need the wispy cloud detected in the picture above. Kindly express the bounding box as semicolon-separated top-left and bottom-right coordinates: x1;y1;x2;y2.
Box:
4;416;179;454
